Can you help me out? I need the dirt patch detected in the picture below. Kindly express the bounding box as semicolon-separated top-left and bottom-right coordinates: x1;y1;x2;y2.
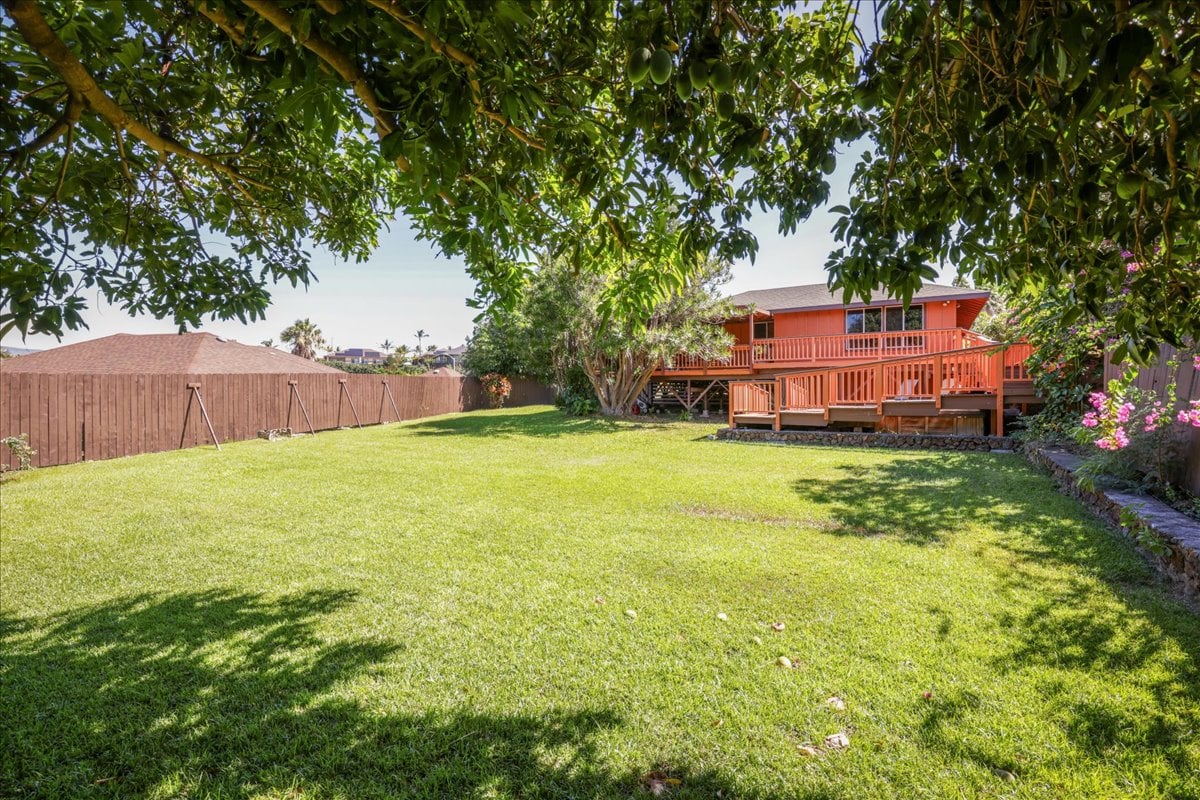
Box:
675;503;882;537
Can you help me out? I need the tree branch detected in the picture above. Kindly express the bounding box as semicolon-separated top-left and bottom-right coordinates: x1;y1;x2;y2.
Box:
239;0;415;171
3;91;82;161
4;0;268;202
365;0;545;151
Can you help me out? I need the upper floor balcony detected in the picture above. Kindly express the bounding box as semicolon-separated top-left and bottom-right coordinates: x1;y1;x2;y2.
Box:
659;327;997;374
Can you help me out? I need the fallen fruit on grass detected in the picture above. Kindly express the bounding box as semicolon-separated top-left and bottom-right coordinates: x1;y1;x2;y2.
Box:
625;609;637;619
826;696;846;711
777;656;793;668
824;732;850;750
752;636;763;645
771;622;785;632
922;691;933;700
992;768;1017;782
716;612;728;621
594;596;606;605
641;771;681;796
796;744;821;757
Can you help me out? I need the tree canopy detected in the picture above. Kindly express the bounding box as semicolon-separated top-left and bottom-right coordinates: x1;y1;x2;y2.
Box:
3;1;1197;357
1;0;859;337
829;0;1200;359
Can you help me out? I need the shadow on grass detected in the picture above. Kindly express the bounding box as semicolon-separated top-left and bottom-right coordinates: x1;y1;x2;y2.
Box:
788;452;1199;788
0;589;819;799
402;408;680;439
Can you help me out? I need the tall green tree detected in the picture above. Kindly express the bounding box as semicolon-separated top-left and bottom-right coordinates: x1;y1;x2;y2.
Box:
828;0;1200;360
521;246;733;416
2;0;861;338
279;318;325;360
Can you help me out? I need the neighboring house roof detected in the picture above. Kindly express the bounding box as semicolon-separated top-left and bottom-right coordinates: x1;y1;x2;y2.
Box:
434;345;467;356
0;333;341;374
728;282;989;313
0;346;40;356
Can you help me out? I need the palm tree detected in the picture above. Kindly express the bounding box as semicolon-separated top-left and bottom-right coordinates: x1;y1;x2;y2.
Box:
280;318;326;360
380;339;394;353
414;329;428;351
261;338;275;348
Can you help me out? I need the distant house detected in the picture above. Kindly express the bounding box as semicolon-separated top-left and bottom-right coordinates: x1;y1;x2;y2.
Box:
325;347;388;366
431;345;467;369
0;332;340;374
0;346;40;357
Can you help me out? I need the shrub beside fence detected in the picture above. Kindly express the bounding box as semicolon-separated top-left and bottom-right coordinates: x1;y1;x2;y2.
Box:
1104;344;1200;494
0;372;554;469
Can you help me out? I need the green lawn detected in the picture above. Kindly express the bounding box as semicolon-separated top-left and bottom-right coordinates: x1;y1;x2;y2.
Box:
1;407;1197;799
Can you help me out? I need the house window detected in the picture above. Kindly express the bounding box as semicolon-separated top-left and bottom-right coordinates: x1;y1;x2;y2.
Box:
845;308;882;334
885;304;924;331
753;318;774;340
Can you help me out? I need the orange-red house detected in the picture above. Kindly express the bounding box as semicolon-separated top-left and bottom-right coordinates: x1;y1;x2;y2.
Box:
649;282;1037;435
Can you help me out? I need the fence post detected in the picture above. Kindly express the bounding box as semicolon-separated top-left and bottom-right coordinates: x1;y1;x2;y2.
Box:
180;383;220;451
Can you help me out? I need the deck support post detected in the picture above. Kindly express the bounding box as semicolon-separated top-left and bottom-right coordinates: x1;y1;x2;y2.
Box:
876;362;884;414
824;371;833;421
994;349;1006;437
773;377;782;431
748;315;755;370
933;354;944;409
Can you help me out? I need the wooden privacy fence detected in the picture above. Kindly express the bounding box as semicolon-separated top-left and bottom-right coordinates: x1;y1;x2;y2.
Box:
0;373;554;469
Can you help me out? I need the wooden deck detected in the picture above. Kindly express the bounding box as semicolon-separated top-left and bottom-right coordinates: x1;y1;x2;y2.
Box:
659;328;995;377
727;343;1036;436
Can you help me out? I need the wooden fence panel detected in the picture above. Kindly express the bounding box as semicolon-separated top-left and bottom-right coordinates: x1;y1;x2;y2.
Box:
0;371;555;469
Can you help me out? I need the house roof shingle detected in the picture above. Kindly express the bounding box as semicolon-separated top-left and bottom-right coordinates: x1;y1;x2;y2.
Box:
727;282;989;313
0;333;341;374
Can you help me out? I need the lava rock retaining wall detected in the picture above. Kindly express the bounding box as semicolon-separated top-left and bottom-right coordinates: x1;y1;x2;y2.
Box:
715;428;1016;452
1025;446;1199;600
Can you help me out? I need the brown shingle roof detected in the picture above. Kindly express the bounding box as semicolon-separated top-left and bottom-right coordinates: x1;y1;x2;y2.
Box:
728;282;989;312
0;333;341;374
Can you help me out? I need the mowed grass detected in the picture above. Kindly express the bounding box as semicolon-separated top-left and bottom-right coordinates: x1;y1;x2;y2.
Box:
1;407;1197;800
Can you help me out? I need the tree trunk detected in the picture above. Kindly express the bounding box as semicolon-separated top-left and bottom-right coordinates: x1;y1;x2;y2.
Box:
583;351;655;415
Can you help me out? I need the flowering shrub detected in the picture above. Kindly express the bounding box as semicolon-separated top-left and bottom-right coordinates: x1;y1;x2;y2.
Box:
1074;351;1200;512
480;373;512;409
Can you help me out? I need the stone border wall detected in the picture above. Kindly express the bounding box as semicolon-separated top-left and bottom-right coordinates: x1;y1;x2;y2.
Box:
1025;446;1199;600
715;428;1016;452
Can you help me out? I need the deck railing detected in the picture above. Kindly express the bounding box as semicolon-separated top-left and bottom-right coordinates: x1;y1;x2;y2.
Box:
662;328;995;372
729;380;775;413
730;342;1034;422
668;345;751;371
